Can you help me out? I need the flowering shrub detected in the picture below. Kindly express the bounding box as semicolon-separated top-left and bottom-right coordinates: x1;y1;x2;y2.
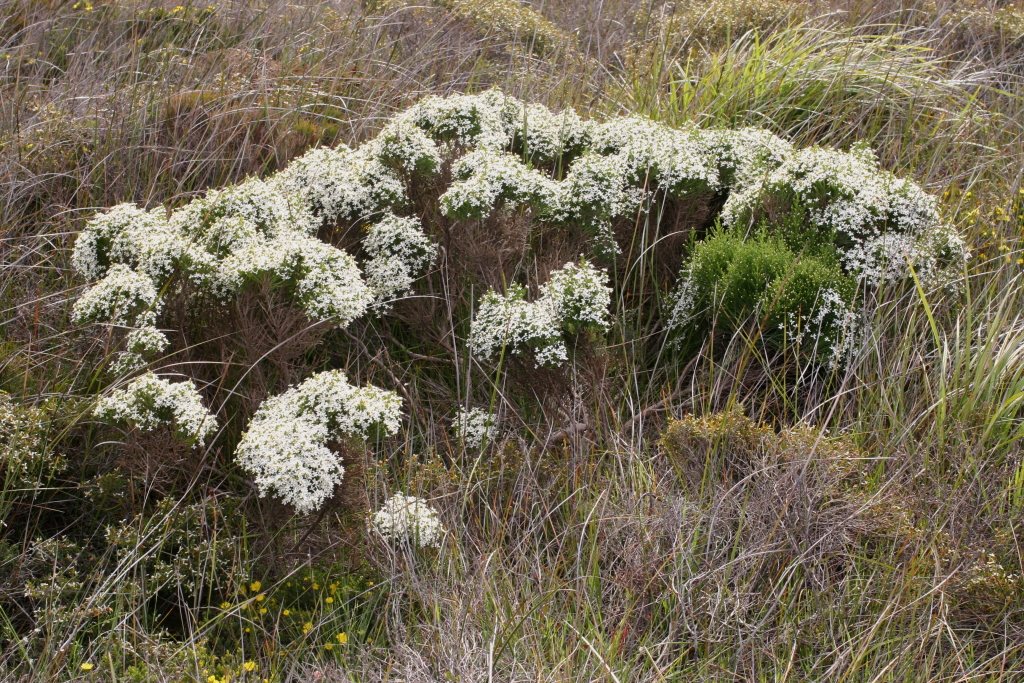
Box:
454;407;497;448
93;372;218;446
0;393;62;491
235;370;402;514
73;91;961;379
371;493;445;548
105;497;245;597
68;92;968;526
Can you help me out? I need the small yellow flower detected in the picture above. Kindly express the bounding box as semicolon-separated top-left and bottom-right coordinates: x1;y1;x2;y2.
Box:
336;632;347;643
208;677;218;683
220;602;231;609
256;594;265;602
259;608;267;615
250;581;261;592
80;663;94;671
303;622;313;634
325;597;334;604
283;609;290;616
324;644;334;651
243;661;257;672
244;627;251;633
312;583;320;590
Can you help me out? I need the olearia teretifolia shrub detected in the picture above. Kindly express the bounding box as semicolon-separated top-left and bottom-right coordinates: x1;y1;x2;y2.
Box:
69;90;967;515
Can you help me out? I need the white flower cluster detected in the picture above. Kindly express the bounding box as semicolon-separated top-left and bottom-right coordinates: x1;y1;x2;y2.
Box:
397;92;510;150
363;213;437;311
71;203;184;282
362;120;442;177
220;233;371;324
454;407;497;448
93;372;217;446
479;92;590;163
550;119;790;232
371;493;445;549
71;262;171;373
721;144;967;286
235;370;402;514
72;264;161;327
470;260;612;366
541;259;615;329
272;144;406;225
440;150;557;220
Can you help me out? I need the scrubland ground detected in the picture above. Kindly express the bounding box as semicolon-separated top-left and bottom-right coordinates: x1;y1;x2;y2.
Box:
5;0;1024;680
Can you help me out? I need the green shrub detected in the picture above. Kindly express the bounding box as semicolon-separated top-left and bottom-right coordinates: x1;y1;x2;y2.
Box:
670;226;858;360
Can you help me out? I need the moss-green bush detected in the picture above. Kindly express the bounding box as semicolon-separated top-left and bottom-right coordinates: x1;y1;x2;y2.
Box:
670;226;857;359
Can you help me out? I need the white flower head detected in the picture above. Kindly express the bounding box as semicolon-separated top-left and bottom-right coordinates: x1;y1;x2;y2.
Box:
541;260;613;331
454;407;497;448
72;265;161;327
469;260;611;367
171;177;318;248
371;493;445;549
440;150;557;220
93;372;217;446
219;234;372;325
72;203;183;283
363;213;436;311
235;370;402;514
273;145;405;225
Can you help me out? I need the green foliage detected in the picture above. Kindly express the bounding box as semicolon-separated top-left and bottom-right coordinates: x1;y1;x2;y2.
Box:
672;225;856;357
